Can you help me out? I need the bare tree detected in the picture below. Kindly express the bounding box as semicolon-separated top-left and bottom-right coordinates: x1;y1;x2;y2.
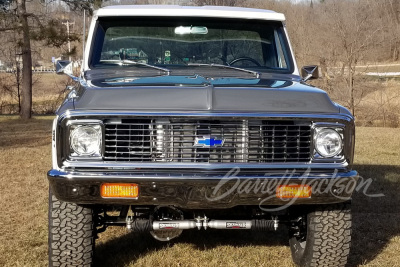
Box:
307;0;381;115
16;0;33;119
0;0;93;119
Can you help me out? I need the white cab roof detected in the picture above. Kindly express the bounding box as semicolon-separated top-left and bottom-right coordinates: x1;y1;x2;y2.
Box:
96;5;285;21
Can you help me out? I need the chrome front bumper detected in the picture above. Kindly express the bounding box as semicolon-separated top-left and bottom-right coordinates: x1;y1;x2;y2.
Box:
48;169;358;209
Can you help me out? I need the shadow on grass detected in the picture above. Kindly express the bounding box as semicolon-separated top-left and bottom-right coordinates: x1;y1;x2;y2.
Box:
95;228;288;267
348;164;400;266
94;164;400;267
96;165;400;267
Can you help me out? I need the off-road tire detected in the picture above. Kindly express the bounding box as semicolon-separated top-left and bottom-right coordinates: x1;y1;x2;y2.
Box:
48;190;95;267
289;203;352;267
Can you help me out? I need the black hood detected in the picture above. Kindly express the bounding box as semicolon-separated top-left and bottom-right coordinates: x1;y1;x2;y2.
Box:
71;75;340;113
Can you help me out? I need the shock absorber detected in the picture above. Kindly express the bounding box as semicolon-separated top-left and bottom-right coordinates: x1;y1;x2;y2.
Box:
125;218;278;231
205;219;277;230
152;220;197;230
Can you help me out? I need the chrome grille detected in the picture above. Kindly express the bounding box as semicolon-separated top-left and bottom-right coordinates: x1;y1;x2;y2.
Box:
104;118;312;163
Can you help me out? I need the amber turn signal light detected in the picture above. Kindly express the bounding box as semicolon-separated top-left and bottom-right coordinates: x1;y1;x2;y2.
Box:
276;185;312;199
100;183;139;198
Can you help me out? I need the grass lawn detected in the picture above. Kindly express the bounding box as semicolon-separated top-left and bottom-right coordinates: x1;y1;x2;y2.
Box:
0;116;399;267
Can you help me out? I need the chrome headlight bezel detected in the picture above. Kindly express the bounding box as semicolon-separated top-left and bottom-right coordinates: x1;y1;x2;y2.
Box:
313;124;344;160
67;120;104;159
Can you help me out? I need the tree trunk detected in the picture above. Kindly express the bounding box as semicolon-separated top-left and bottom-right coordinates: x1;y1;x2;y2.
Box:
340;62;345;76
319;57;329;79
17;0;32;119
348;61;355;116
392;44;399;61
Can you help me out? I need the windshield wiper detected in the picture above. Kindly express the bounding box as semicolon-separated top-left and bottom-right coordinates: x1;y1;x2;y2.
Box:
187;63;260;78
118;59;170;75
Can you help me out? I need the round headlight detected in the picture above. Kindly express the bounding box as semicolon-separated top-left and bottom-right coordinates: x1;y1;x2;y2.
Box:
70;126;101;156
315;128;343;157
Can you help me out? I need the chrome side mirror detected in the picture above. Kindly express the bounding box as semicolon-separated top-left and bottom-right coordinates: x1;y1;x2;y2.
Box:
56;60;72;75
56;60;79;81
301;65;319;82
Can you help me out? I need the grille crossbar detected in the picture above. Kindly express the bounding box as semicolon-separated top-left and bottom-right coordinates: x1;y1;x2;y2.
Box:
104;118;312;163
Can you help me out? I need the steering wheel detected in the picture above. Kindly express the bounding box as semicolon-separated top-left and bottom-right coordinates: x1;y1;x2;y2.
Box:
229;57;261;67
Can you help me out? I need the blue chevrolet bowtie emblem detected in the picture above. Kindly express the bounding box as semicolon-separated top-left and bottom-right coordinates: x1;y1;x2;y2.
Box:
195;136;224;147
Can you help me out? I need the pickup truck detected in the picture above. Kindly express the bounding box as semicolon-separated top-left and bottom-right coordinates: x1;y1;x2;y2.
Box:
48;5;358;267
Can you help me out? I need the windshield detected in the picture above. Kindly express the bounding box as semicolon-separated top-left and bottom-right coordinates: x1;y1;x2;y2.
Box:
90;17;293;74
